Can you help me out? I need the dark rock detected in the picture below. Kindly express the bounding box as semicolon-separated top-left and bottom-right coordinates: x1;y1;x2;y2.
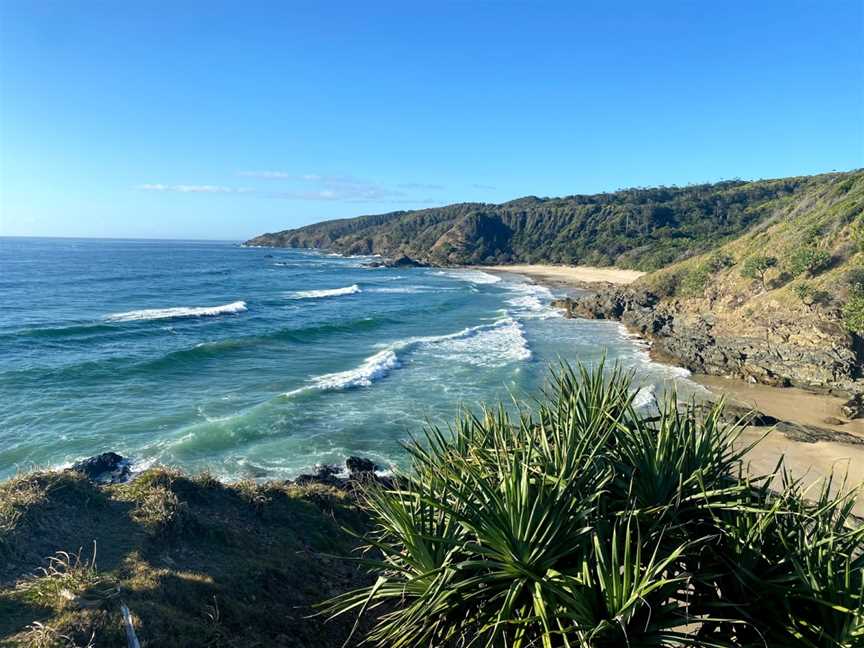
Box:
774;421;864;446
841;395;864;420
707;400;779;427
71;452;131;484
346;456;378;475
558;288;863;394
388;255;428;268
294;463;342;487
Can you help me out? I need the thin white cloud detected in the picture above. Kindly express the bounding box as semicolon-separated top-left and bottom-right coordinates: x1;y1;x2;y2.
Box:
470;183;497;190
138;184;254;194
237;171;294;180
397;182;445;190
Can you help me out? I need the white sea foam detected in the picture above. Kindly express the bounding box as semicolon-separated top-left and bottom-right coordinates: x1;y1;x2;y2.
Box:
615;323;692;379
632;384;658;410
422;317;532;367
285;348;400;396
367;285;453;294
290;284;361;299
106;300;247;322
504;282;562;319
284;316;532;397
433;269;502;284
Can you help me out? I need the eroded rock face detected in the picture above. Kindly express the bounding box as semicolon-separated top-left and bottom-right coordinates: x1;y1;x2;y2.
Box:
554;289;863;395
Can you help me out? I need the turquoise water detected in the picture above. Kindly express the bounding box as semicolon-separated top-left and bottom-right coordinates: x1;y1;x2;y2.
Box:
0;237;702;480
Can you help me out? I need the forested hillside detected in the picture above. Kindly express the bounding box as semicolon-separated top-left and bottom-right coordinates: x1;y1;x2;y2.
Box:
245;171;858;271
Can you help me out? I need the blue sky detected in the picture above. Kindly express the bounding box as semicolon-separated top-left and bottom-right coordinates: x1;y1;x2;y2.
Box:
1;1;862;240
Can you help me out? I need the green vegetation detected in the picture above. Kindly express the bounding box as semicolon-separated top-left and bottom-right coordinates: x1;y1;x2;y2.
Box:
787;246;832;278
0;469;371;647
844;297;864;333
328;364;863;647
793;281;830;311
247;172;859;271
740;254;777;290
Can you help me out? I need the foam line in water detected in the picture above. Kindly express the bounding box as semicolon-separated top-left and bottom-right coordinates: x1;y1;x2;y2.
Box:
106;300;247;322
284;315;532;397
290;284;361;299
433;269;501;284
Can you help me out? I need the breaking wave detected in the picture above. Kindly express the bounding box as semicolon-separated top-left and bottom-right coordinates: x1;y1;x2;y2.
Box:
285;316;532;397
290;284;361;299
106;300;247;322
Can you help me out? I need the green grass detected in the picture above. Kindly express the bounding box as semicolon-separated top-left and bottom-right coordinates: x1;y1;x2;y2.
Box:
0;469;374;647
325;363;864;647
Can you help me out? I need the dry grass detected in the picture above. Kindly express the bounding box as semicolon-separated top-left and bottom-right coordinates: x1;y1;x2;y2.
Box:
0;466;374;647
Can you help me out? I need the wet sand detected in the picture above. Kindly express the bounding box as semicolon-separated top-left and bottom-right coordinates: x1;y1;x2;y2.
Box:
697;375;864;514
694;375;864;435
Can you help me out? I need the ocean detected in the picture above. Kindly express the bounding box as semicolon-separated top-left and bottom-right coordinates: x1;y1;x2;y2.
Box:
0;237;704;481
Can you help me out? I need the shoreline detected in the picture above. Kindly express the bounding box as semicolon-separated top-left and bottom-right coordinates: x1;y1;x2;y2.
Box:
493;265;864;512
475;263;645;287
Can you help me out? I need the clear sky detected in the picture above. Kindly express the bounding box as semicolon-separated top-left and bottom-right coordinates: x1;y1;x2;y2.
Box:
1;1;862;240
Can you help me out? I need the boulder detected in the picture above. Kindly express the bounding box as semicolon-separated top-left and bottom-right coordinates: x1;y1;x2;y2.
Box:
71;452;131;484
841;395;864;420
346;456;378;476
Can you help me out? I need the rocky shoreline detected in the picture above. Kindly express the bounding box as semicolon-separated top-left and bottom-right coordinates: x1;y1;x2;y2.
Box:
552;287;863;399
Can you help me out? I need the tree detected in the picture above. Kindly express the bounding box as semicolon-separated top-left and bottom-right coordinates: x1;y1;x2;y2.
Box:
741;254;777;290
788;246;831;278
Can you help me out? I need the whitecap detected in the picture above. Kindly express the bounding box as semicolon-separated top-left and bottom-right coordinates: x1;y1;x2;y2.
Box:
285;348;400;396
284;316;532;397
289;284;361;299
106;300;247;322
433;269;502;284
504;282;562;320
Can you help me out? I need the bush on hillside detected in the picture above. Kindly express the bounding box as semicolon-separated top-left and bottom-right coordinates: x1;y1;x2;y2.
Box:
793;281;830;311
681;265;711;297
326;363;863;647
787;246;832;278
852;215;864;253
847;266;864;298
843;296;864;334
740;254;777;290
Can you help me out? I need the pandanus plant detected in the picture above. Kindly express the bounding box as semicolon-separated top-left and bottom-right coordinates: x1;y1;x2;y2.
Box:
324;362;863;647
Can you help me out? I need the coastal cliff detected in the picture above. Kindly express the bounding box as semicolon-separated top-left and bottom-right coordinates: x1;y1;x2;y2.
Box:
551;168;864;396
245;172;855;270
553;288;862;395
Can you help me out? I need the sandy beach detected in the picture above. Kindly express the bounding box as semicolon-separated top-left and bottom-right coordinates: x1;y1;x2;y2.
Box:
480;264;645;286
694;375;864;513
500;268;864;512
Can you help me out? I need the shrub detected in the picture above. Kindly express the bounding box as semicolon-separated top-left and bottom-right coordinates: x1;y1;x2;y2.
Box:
852;215;864;253
326;363;864;647
787;246;831;277
650;271;681;298
740;254;777;290
681;265;711;297
844;296;864;333
847;266;864;298
793;282;830;311
706;252;735;271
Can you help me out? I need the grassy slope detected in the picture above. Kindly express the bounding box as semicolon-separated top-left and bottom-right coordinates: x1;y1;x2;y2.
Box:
638;170;864;332
0;469;371;648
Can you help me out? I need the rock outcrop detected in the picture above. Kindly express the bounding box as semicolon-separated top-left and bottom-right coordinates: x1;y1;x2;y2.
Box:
71;451;131;484
553;288;863;396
